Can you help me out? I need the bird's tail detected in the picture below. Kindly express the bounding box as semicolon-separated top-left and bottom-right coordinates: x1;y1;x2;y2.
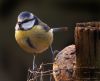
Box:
52;27;68;32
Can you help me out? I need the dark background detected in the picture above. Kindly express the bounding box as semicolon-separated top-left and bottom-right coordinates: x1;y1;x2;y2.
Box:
0;0;100;81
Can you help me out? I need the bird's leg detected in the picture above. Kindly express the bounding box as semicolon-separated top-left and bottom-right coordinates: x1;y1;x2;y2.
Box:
50;45;54;61
33;55;36;70
27;55;37;81
50;45;60;61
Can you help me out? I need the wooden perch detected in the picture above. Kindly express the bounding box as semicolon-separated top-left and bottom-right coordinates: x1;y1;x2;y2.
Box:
75;22;100;81
53;45;76;81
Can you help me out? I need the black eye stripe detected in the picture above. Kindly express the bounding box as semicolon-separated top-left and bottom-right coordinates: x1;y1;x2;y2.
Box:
18;18;34;25
18;16;38;25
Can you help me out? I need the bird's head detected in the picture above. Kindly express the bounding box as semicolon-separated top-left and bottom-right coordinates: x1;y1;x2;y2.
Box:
16;11;38;30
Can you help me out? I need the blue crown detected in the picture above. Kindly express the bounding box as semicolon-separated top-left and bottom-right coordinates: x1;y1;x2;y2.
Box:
18;11;33;20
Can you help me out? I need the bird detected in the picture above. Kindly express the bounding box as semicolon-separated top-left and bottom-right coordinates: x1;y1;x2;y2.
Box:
15;11;67;70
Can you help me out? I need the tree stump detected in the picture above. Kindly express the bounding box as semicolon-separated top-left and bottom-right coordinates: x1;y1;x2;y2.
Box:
75;22;100;81
53;45;76;81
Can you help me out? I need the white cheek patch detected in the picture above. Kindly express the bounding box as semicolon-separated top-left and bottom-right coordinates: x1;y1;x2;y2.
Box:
22;20;35;30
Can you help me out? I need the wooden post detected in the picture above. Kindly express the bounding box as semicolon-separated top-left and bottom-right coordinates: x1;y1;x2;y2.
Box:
75;22;100;81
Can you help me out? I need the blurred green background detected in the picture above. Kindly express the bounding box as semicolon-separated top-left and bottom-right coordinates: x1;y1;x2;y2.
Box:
0;0;100;81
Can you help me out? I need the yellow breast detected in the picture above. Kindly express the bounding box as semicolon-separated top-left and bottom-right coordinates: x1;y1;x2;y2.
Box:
15;25;53;54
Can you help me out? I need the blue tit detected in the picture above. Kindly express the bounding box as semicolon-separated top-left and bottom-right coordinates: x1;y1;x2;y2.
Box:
15;11;53;54
15;11;67;70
